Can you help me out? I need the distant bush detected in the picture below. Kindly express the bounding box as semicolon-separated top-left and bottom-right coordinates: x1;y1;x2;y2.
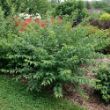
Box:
92;1;107;9
100;13;110;21
0;7;17;37
54;1;74;16
90;13;110;29
83;24;110;54
96;64;110;103
73;25;110;52
54;1;88;26
0;0;50;16
72;8;88;26
103;7;110;14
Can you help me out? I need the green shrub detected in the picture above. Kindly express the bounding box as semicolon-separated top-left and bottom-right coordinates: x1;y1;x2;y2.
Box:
0;7;17;37
92;1;107;9
54;1;74;16
72;25;110;51
0;22;95;97
54;1;88;25
100;13;110;21
96;64;110;103
90;13;110;29
72;8;88;26
0;0;50;16
103;7;110;14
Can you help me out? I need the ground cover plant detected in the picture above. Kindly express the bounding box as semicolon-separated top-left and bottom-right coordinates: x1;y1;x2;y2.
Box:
96;64;110;103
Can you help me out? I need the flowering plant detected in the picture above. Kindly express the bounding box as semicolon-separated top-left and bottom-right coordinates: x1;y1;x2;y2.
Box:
15;15;63;32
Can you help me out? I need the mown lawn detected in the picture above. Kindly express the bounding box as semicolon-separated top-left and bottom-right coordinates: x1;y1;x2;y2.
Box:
0;75;84;110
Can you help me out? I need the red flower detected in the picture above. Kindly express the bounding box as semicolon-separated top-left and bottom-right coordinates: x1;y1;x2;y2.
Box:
24;18;32;25
16;16;63;32
35;18;46;28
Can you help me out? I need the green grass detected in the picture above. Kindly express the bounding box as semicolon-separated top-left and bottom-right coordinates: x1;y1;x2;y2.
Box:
0;75;84;110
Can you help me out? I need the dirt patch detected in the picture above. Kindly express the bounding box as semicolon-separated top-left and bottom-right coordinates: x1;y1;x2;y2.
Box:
96;58;110;63
67;84;110;110
67;58;110;110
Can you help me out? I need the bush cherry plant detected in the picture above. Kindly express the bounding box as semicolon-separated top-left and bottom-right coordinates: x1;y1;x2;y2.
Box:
0;19;95;97
96;64;110;103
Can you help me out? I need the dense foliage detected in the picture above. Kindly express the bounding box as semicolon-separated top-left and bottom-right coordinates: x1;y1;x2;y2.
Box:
1;17;110;98
0;7;17;37
103;7;110;14
55;1;74;16
54;1;88;26
72;25;110;51
0;0;50;16
96;64;110;103
0;1;110;106
0;19;97;97
90;13;110;29
100;13;110;21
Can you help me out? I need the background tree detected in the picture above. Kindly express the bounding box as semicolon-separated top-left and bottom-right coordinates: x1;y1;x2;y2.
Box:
0;0;50;16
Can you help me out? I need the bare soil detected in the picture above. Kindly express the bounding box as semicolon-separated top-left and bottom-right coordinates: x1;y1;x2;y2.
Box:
67;58;110;110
